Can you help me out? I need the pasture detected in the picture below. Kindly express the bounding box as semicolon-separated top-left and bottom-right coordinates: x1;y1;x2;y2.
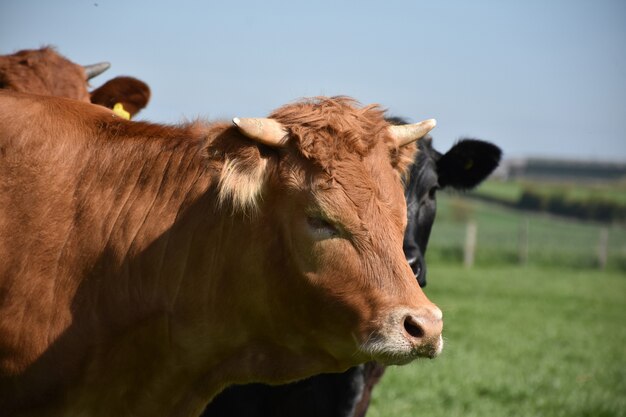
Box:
472;179;626;224
427;192;626;270
368;265;626;417
475;179;626;206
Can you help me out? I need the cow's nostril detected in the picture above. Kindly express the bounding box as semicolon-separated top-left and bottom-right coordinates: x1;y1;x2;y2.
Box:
403;315;425;339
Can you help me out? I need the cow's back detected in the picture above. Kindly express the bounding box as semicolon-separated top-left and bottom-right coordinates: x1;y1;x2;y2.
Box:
0;91;212;413
0;92;113;408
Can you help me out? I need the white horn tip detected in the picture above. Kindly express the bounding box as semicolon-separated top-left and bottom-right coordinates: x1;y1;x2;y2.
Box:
424;118;437;130
231;117;289;147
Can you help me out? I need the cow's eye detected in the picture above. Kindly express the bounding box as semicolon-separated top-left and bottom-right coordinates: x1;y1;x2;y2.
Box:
306;215;340;239
420;186;439;207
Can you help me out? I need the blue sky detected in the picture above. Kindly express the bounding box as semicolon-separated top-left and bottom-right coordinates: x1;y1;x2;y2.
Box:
2;0;625;160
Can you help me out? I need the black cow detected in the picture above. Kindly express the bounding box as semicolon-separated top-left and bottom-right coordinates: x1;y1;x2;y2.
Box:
201;128;501;417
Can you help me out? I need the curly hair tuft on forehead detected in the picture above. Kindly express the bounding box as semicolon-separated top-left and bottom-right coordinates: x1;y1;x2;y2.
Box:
269;96;393;170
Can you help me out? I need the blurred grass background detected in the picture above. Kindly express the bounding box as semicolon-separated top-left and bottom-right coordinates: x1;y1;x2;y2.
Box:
474;179;626;206
368;265;626;417
427;187;626;270
368;185;626;417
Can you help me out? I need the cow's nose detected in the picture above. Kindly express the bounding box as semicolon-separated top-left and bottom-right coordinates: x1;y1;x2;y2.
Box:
402;307;443;357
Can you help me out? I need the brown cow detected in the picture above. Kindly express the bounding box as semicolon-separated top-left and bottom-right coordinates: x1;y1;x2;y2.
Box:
0;92;441;417
0;47;150;117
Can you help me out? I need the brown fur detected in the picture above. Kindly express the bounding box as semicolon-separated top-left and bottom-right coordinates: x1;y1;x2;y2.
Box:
89;76;151;117
0;91;439;417
0;47;150;116
217;97;416;214
271;96;415;175
0;47;91;101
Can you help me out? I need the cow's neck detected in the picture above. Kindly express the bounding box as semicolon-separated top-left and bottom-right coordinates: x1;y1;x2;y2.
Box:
50;126;230;413
161;206;357;402
10;119;342;414
68;127;213;320
62;125;295;413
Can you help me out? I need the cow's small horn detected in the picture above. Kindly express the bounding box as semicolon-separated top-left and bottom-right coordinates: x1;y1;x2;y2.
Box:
83;62;111;80
233;117;289;147
388;119;437;147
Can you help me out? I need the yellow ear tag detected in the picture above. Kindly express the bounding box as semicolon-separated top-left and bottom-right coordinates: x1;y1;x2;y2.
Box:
113;103;130;120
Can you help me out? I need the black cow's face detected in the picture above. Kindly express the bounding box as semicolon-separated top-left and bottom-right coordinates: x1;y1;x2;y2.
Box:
402;136;502;287
403;139;439;287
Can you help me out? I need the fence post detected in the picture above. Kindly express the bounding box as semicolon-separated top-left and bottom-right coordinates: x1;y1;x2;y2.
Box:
519;218;529;266
597;227;609;270
464;221;477;269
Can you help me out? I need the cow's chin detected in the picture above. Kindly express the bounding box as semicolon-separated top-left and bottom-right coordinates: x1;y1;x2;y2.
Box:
359;332;444;366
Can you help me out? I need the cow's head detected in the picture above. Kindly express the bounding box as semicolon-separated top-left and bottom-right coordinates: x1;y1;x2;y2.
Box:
225;97;443;368
0;47;150;117
402;133;502;286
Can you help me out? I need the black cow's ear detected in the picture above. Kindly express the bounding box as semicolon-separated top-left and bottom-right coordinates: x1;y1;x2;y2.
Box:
437;139;502;190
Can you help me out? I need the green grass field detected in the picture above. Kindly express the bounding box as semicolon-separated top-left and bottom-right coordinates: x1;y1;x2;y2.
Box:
367;265;626;417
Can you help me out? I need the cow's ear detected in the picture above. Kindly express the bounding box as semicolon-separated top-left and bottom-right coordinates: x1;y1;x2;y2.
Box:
90;76;151;117
390;140;418;180
215;125;277;215
437;139;502;190
385;116;418;179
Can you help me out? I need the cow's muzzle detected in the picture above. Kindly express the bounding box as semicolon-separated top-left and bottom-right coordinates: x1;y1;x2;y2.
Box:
362;306;443;365
402;308;443;359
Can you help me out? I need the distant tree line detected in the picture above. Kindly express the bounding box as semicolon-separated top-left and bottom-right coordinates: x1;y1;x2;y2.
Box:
517;189;625;223
472;188;626;223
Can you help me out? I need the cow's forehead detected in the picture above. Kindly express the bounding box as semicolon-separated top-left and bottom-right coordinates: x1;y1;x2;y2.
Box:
270;97;392;170
265;96;407;223
2;47;81;75
0;47;90;101
299;146;406;231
